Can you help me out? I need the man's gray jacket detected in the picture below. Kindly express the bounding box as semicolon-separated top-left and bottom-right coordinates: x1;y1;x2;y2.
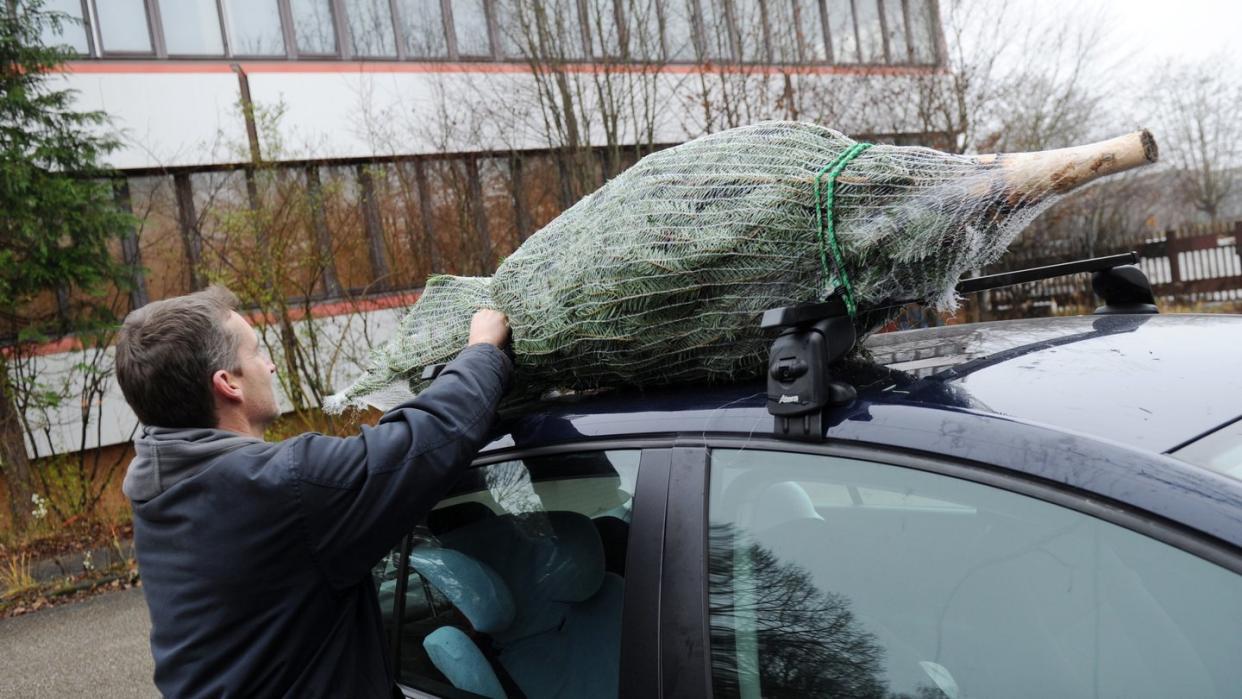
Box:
123;344;511;698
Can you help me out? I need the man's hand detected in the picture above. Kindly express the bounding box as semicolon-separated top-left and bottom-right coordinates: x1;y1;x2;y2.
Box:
468;309;510;349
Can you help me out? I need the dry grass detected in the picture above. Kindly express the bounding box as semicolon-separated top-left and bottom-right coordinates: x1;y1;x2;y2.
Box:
0;552;36;600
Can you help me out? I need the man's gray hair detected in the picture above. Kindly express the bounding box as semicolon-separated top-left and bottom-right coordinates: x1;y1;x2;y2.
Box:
115;285;243;428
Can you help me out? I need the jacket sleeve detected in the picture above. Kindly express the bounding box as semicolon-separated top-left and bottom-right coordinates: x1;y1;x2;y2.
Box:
286;343;512;588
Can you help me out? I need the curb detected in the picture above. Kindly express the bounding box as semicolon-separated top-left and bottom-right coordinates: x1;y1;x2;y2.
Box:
27;539;135;584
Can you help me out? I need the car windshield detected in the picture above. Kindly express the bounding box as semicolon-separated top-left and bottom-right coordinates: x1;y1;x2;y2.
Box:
1173;418;1242;481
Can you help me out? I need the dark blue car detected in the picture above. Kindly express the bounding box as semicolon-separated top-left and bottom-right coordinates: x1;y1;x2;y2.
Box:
381;311;1242;699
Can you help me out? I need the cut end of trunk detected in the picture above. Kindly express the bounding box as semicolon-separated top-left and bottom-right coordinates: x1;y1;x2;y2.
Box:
978;130;1161;200
1140;128;1159;163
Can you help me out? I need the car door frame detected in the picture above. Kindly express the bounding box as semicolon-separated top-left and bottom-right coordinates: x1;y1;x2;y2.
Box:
393;439;678;699
653;434;1242;699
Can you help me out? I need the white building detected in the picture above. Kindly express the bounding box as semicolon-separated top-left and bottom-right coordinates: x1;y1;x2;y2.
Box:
20;0;947;457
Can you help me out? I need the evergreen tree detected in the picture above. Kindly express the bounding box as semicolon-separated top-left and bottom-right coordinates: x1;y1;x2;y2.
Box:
1;0;132;531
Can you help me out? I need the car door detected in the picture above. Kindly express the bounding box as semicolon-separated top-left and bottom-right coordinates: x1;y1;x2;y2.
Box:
656;439;1242;699
379;443;672;699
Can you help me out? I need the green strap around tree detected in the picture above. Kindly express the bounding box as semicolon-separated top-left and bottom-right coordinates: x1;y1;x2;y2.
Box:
814;141;872;318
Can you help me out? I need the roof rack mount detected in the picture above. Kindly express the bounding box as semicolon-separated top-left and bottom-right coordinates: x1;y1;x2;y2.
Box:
762;251;1155;442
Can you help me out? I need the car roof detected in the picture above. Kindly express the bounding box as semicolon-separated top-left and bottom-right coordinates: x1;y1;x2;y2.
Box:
864;313;1242;452
483;313;1242;552
490;313;1242;453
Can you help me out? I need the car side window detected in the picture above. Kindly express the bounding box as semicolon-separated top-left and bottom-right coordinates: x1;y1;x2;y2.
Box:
390;450;640;699
707;448;1242;699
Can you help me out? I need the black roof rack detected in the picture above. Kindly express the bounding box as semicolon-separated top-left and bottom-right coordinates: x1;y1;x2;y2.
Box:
763;251;1158;441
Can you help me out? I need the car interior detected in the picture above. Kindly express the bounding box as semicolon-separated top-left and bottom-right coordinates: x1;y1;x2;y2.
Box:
380;451;637;699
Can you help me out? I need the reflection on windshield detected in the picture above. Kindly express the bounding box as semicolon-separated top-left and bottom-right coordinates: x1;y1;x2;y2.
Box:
708;450;1242;698
709;523;944;699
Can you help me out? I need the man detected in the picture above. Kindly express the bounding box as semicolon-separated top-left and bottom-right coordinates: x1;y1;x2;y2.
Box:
114;285;511;698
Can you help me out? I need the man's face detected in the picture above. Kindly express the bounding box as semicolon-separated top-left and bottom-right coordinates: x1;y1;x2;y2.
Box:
225;311;280;428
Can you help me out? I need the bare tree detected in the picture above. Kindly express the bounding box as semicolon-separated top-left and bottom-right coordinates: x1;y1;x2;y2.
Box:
708;524;891;698
485;0;670;201
1149;54;1242;221
905;0;1115;155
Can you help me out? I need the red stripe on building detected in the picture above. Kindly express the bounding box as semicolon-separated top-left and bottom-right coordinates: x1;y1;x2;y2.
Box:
242;291;422;326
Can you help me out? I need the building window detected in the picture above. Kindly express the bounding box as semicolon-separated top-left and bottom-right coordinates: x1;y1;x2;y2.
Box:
798;0;829;62
290;0;338;55
160;0;225;56
585;0;621;60
731;0;766;63
622;0;660;61
825;0;858;64
223;0;286;55
659;0;694;62
38;0;91;55
853;0;885;63
95;0;153;53
345;0;397;57
492;0;525;58
907;0;938;64
768;0;826;64
450;0;491;58
395;0;448;58
881;0;908;63
697;0;731;61
549;0;587;60
492;0;585;61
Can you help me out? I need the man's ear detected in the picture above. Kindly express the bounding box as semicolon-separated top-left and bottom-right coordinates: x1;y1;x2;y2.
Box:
212;369;243;403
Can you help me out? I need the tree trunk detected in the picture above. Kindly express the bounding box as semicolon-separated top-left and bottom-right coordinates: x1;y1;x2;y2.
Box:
0;370;35;532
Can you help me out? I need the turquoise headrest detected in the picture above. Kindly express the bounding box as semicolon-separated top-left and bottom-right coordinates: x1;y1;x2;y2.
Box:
408;547;516;634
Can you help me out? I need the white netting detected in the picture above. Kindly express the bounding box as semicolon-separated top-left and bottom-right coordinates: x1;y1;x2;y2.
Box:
328;121;1147;411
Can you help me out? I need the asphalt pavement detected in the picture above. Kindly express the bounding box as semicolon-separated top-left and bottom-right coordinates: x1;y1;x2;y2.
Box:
0;587;156;698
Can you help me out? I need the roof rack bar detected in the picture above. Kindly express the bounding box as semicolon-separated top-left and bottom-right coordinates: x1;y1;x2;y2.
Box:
956;252;1139;295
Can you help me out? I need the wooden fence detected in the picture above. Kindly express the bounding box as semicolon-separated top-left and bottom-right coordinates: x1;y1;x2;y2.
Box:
980;220;1242;318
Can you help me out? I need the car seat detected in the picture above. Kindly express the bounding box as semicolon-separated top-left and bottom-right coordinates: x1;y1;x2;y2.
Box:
379;503;499;624
414;511;624;699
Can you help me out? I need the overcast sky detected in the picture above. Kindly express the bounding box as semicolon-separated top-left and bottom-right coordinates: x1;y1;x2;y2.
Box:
1037;0;1242;71
1104;0;1242;64
948;0;1241;135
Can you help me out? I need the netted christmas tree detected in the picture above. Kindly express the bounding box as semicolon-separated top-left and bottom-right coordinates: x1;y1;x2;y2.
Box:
327;121;1156;411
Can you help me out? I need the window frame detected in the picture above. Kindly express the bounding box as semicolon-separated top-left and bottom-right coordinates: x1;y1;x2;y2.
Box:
153;0;230;59
725;0;769;66
333;0;401;60
40;0;97;57
850;0;887;65
217;0;290;58
79;0;946;66
389;441;673;698
824;0;861;65
90;0;159;56
898;0;944;66
653;0;696;64
443;0;496;61
680;436;1242;697
389;0;452;61
789;0;832;66
282;0;343;59
584;0;626;62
